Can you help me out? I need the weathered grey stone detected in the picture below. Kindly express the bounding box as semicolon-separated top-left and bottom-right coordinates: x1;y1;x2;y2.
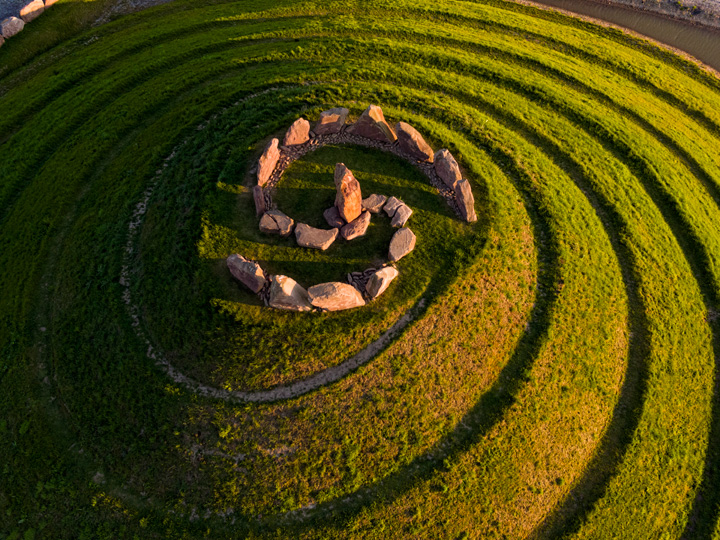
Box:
314;107;349;135
340;210;371;240
20;0;44;22
389;228;416;262
383;196;403;218
257;138;279;186
252;185;266;216
295;223;339;250
269;275;313;312
361;193;387;214
283;118;310;146
1;17;24;38
334;163;362;223
434;149;462;189
346;105;397;142
323;206;345;228
455;179;477;223
396;122;434;162
391;204;413;227
366;267;399;299
259;209;294;237
308;282;365;311
227;254;266;294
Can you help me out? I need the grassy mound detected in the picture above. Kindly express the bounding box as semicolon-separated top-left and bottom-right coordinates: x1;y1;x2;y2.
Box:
1;1;720;538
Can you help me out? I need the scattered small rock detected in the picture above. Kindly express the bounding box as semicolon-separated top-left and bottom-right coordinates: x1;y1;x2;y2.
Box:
257;138;279;187
390;204;412;227
334;163;362;223
269;275;313;312
340;210;371;240
434;149;462;189
283;118;310;146
366;266;399;299
383;196;403;218
252;185;266;216
346;105;397;143
396;121;434;162
308;282;365;311
455;179;477;222
227;254;266;294
362;193;387;214
259;209;294;237
323;206;345;228
314;107;349;135
1;17;24;38
389;227;416;262
20;0;44;22
295;223;339;250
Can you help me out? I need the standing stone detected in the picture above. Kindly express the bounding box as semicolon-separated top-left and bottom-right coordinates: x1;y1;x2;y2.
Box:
366;267;399;299
295;223;339;250
455;179;477;223
323;206;345;228
346;105;397;143
362;194;387;214
396;122;434;162
252;185;266;216
45;0;59;7
334;163;362;223
269;275;313;312
20;0;45;22
257;138;279;187
434;149;462;189
227;254;266;294
314;107;349;135
388;228;416;262
1;17;24;38
308;282;365;311
259;209;294;237
340;210;371;240
390;204;413;228
283;118;310;146
383;196;403;218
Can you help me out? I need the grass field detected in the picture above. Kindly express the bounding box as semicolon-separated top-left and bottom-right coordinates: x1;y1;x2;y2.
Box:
1;0;720;538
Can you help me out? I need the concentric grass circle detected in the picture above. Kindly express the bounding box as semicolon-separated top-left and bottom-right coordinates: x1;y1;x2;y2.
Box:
2;0;720;538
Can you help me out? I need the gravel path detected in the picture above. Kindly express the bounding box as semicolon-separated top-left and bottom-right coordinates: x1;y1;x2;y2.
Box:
0;0;28;20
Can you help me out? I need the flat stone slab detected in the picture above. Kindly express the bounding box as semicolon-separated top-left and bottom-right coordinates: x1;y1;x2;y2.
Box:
390;204;412;227
455;179;477;223
383;196;403;217
259;209;294;237
314;107;349;135
323;206;345;228
269;275;313;312
434;149;462;189
308;282;365;311
389;227;416;262
340;210;370;240
283;117;310;146
20;0;44;22
334;163;362;223
347;105;397;143
227;254;266;294
1;17;24;38
396;121;434;162
295;223;339;250
257;138;279;187
366;266;399;299
362;193;387;214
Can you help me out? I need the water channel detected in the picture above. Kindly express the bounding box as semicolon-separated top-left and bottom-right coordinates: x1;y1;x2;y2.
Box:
526;0;720;72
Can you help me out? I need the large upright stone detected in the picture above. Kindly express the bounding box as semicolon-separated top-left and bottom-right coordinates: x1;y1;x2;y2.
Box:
20;0;45;22
455;179;477;223
252;185;266;216
308;282;365;311
362;194;387;214
388;228;416;262
295;223;339;250
340;210;371;240
283;118;310;146
314;107;349;135
434;149;462;189
347;105;397;143
227;254;266;294
366;267;399;299
259;209;294;237
1;17;24;39
334;163;362;223
45;0;59;7
269;275;313;312
257;138;279;187
396;122;434;162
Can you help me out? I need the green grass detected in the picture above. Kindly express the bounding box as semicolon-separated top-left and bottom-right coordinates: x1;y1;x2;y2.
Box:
1;0;720;538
